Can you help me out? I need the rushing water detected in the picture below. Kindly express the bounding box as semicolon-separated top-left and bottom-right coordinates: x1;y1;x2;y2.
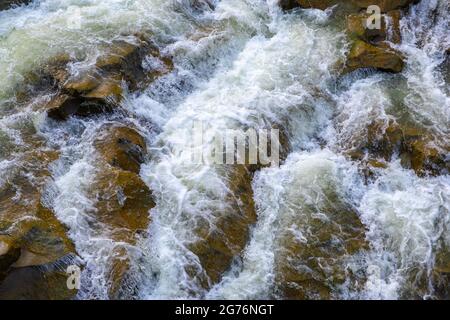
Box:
0;0;449;299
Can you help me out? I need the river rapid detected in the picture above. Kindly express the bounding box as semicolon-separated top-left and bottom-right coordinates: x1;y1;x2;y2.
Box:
0;0;449;300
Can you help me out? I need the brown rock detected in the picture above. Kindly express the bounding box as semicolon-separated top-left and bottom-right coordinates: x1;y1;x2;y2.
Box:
347;10;402;44
46;94;112;120
189;165;257;286
0;151;78;299
351;0;418;12
349;120;449;177
187;123;291;287
36;34;172;121
92;169;154;240
95;36;172;91
265;156;369;299
275;198;368;299
280;0;339;10
435;248;450;274
345;39;404;73
0;264;78;300
89;166;154;299
94;125;147;174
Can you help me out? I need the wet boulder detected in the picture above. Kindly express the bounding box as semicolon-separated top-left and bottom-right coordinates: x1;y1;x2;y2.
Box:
40;35;172;120
0;151;78;299
91;168;154;241
95;36;172;91
90;125;154;298
276;202;368;300
186;124;291;288
0;263;78;300
279;0;339;10
46;94;113;121
350;0;419;12
347;10;402;44
348;120;449;177
345;40;404;73
89;168;154;299
94;125;147;174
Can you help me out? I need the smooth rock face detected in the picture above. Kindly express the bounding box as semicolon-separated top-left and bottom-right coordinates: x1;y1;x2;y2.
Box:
0;264;76;300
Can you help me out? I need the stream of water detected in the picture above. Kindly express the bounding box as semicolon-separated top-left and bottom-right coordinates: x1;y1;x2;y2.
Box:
0;0;448;299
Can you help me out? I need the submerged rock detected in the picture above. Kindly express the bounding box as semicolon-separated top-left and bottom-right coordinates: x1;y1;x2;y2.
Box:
92;168;154;242
272;155;368;299
89;125;154;299
189;165;257;286
188;125;290;288
348;120;449;177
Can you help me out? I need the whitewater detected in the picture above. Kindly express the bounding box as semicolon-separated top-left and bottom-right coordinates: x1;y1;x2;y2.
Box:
0;0;448;300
